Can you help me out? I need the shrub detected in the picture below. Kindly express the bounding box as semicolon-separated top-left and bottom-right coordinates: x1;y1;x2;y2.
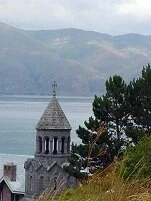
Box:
117;136;151;180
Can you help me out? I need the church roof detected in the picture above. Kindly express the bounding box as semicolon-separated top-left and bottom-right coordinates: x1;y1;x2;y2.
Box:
0;153;33;194
25;159;68;173
36;96;72;130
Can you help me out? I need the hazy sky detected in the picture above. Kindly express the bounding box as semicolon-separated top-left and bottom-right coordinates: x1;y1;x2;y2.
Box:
0;0;151;35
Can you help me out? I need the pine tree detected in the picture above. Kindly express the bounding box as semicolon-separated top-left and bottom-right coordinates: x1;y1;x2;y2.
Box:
93;75;129;154
126;64;151;143
72;75;129;174
66;65;151;178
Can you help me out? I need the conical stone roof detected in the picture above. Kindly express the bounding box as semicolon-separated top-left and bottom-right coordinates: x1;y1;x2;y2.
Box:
36;96;72;130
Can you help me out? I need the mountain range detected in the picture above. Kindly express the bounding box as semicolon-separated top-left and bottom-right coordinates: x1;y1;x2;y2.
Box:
0;22;150;96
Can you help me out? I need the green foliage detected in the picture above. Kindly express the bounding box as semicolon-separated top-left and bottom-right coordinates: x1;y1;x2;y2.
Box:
63;143;87;179
104;75;129;150
125;126;147;144
93;75;129;154
117;136;151;180
71;75;129;175
126;64;151;143
68;64;151;179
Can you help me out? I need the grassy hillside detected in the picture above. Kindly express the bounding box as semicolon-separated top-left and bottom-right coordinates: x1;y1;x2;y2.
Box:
36;165;151;201
0;22;151;95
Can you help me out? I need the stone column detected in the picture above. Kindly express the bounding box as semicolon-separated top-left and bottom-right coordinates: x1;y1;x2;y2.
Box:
67;140;70;153
50;139;53;153
42;138;45;154
58;139;62;153
64;139;68;154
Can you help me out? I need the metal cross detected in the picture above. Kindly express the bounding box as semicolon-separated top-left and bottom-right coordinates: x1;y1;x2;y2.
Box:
52;81;57;96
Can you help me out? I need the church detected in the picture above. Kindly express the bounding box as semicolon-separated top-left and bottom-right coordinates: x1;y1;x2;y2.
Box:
0;82;77;201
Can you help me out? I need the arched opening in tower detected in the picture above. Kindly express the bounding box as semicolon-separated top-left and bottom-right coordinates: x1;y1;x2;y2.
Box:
53;137;58;154
45;137;49;154
38;136;42;154
61;137;65;153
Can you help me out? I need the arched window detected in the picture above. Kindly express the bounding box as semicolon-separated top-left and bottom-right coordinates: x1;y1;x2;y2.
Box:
54;177;57;190
67;136;70;153
29;176;32;191
53;137;58;154
44;137;49;154
39;176;44;192
38;136;42;153
61;137;65;153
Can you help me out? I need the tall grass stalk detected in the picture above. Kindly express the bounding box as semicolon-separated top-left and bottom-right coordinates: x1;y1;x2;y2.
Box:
35;162;151;201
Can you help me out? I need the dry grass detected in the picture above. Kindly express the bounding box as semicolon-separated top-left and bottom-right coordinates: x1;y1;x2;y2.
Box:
36;164;151;201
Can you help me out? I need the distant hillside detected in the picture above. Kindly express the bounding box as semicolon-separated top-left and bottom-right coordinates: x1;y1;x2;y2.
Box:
0;22;150;96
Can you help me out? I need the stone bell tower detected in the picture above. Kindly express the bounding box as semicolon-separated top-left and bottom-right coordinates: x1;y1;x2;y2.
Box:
34;81;71;165
24;82;76;198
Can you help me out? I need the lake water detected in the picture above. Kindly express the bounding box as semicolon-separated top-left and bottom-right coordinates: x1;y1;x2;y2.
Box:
0;96;93;155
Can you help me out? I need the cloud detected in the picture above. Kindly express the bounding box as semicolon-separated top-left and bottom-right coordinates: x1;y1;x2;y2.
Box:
117;0;150;18
0;0;151;34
